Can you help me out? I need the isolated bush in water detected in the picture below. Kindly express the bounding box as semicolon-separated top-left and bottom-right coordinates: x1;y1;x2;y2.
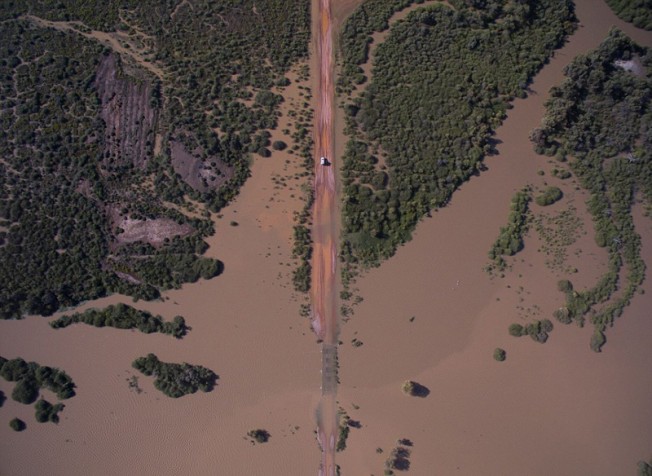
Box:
401;380;430;397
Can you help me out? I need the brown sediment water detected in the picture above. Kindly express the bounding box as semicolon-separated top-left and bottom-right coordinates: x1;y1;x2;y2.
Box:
335;1;652;474
0;66;322;475
0;1;651;475
311;0;339;473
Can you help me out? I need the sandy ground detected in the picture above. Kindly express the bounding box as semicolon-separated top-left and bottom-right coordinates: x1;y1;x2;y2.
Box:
0;66;322;475
335;1;652;474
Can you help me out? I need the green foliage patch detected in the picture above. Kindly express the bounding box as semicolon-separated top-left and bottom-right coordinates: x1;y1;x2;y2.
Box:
132;353;218;398
605;0;652;30
532;29;651;351
488;189;531;272
50;303;189;338
339;0;576;269
535;186;563;206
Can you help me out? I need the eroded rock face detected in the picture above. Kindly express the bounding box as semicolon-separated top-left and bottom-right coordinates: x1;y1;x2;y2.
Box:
95;53;157;170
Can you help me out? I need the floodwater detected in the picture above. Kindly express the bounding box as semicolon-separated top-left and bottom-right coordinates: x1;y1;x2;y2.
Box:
0;1;651;475
0;67;322;475
335;0;652;474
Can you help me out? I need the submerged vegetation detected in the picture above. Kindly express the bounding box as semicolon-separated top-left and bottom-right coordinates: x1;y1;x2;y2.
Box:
50;303;189;338
338;0;576;278
132;353;218;398
247;428;271;444
0;0;310;319
532;29;651;351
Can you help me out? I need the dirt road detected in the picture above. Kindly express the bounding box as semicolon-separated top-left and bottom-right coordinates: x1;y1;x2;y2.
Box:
312;0;338;474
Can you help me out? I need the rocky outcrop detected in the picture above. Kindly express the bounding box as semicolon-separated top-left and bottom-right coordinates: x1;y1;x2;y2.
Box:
95;53;158;170
170;140;233;193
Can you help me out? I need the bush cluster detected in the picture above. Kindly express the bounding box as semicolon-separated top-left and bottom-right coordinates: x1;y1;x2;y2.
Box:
51;303;189;338
132;353;218;398
509;319;554;343
0;356;76;404
532;29;651;350
488;189;531;271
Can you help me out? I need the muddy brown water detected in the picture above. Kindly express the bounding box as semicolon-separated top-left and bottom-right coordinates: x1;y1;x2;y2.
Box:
336;1;652;475
1;1;651;475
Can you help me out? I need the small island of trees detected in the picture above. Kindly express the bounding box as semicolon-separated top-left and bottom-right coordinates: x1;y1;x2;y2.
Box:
0;356;76;425
132;354;218;398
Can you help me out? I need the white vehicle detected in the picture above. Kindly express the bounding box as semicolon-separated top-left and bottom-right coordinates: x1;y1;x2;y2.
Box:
320;156;329;166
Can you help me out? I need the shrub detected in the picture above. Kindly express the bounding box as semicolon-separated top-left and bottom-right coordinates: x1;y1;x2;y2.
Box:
34;399;64;424
553;307;572;325
401;380;430;397
590;330;606;353
11;378;39;405
493;348;506;362
248;429;270;443
272;140;287;151
557;280;573;293
525;319;553;343
9;418;25;432
535;186;563;206
638;459;652;476
508;323;525;337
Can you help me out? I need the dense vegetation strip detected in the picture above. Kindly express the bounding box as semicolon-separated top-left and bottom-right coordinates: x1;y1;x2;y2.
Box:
605;0;652;30
132;353;218;398
338;0;576;273
50;303;189;338
487;188;531;273
0;1;310;318
532;29;651;352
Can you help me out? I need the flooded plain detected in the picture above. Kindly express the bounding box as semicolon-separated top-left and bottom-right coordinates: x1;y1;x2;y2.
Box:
336;0;652;474
1;1;651;475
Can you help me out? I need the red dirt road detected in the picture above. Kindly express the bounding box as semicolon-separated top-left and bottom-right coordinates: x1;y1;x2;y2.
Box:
312;0;337;345
312;0;338;474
